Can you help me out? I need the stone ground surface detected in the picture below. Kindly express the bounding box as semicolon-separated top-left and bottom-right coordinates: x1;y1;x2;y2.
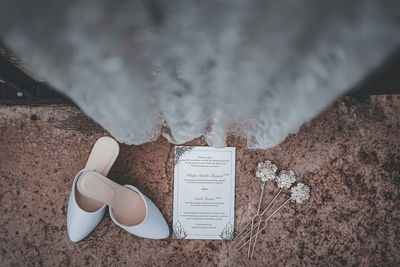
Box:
0;95;399;266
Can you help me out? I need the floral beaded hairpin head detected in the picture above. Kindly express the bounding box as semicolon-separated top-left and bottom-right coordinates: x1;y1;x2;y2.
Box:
231;160;310;259
256;160;278;183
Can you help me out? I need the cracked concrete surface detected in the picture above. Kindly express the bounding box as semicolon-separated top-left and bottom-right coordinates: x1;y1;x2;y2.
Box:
0;95;399;266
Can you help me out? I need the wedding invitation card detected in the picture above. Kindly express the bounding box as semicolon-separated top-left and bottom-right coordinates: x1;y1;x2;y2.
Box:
173;146;235;240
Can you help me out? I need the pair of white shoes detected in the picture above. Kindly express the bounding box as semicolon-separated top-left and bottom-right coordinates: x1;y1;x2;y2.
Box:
67;137;169;242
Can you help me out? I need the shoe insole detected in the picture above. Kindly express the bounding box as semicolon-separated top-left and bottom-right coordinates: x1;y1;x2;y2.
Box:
76;137;120;212
77;171;146;226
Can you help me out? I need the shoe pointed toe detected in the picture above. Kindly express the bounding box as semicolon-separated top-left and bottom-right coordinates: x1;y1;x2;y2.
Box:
110;185;170;240
67;170;106;242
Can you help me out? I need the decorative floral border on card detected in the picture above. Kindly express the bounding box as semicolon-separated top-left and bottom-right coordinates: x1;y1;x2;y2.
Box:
174;146;195;166
172;220;188;239
219;221;234;240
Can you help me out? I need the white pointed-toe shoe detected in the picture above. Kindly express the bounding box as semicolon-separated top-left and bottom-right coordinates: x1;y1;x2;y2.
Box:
67;137;120;242
67;170;107;242
109;185;170;239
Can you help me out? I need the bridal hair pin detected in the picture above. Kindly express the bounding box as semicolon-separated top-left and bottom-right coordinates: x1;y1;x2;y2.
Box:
246;160;278;257
248;169;296;258
230;183;310;257
231;163;296;258
230;161;276;251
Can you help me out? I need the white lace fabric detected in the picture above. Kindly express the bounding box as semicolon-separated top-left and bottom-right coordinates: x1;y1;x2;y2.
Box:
1;0;399;148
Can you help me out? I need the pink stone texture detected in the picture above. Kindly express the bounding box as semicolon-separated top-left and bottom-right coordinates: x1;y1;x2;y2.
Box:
0;95;399;266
